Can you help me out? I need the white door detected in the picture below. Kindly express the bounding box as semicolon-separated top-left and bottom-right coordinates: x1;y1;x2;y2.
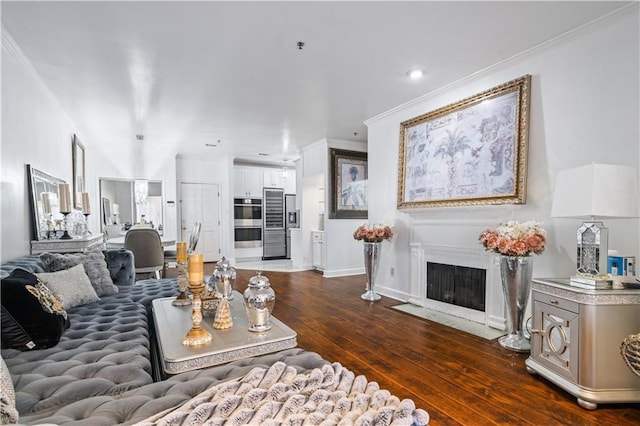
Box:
180;183;221;262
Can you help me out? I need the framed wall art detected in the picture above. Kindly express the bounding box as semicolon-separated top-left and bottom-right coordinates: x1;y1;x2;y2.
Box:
329;148;368;219
397;75;531;209
72;134;86;210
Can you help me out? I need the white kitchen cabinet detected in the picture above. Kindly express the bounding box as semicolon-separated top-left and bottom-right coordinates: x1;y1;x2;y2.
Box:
263;168;284;189
312;231;324;270
284;170;296;194
234;166;264;198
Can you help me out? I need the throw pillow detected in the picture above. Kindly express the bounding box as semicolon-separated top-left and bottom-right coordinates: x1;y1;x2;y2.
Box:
36;264;100;309
39;251;119;296
1;268;68;351
0;355;18;425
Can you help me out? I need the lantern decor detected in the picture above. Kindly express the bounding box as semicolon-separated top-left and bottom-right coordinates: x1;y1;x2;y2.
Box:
172;242;191;307
181;253;212;347
243;271;276;332
213;256;236;300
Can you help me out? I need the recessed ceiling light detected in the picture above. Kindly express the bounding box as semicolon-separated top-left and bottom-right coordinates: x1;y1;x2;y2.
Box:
406;69;425;79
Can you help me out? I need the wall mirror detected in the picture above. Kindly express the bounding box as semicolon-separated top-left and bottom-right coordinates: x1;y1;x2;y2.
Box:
27;165;66;240
99;178;164;238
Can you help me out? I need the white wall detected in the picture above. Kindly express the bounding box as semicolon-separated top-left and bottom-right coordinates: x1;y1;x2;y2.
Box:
323;139;368;277
365;8;640;301
1;29;136;261
300;138;368;277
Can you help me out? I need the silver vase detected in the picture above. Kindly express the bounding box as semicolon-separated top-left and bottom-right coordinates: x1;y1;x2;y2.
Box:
498;255;533;352
362;242;382;301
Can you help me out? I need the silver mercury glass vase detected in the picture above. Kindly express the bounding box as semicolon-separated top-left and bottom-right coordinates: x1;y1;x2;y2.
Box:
243;271;275;332
498;255;533;352
361;241;382;301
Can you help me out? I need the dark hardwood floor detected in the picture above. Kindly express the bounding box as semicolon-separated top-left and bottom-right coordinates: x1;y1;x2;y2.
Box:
199;265;640;425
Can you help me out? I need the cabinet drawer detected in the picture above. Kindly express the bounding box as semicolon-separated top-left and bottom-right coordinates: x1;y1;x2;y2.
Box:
534;291;579;313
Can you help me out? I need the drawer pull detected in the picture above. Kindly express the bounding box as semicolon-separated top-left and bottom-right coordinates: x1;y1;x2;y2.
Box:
530;329;543;334
549;299;559;305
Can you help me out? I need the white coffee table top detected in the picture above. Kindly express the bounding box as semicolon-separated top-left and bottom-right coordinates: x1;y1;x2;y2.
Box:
152;292;297;375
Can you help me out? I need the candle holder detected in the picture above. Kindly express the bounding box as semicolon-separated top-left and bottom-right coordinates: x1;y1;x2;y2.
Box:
59;212;73;240
82;213;92;237
172;260;191;307
40;213;54;239
181;279;212;346
46;221;54;239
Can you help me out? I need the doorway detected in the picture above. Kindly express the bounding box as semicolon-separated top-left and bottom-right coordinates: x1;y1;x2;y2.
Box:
180;183;221;262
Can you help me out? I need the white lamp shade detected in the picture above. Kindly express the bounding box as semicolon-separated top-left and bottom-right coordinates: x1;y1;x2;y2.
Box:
551;163;639;218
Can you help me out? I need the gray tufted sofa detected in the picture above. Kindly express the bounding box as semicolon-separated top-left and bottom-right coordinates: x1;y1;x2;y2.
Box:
1;250;328;425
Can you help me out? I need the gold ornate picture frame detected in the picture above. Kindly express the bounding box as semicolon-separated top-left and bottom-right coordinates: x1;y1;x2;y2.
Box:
72;134;85;210
397;75;531;209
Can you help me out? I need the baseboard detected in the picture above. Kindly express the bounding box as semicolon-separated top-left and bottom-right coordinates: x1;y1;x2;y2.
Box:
322;267;364;278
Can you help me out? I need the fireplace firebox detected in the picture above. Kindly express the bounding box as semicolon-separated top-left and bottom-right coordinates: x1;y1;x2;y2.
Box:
426;262;486;312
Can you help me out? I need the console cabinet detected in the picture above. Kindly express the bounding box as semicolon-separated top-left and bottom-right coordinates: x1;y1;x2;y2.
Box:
31;233;104;254
525;278;640;409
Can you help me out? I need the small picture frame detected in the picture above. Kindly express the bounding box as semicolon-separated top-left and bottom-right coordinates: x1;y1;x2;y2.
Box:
72;134;86;210
329;148;368;219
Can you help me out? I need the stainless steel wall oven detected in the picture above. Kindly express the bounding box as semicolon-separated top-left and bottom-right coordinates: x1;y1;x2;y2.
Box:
234;198;262;227
234;198;262;248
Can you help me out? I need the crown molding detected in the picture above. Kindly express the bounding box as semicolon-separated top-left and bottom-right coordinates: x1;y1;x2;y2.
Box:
2;24;44;86
2;24;74;124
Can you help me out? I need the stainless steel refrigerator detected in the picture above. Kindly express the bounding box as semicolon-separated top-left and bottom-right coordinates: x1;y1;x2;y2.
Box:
263;188;286;259
285;194;299;259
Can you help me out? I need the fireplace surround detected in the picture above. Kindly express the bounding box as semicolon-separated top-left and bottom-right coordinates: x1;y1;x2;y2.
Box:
409;243;506;330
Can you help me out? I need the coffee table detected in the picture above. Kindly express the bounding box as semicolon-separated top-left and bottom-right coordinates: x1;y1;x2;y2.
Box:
152;291;297;375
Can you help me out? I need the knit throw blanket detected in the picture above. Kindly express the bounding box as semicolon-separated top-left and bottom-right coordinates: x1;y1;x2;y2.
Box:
135;361;429;426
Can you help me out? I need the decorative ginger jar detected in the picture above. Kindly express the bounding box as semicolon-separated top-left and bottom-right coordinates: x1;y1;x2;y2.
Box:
213;256;236;299
243;271;275;332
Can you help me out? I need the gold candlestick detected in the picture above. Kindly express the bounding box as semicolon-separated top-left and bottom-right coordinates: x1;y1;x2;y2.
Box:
181;279;212;346
172;243;191;306
181;254;211;346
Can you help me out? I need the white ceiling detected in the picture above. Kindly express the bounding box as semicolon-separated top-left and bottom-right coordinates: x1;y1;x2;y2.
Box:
2;1;629;164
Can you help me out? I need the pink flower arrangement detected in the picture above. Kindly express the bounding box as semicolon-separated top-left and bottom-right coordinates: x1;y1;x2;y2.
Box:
478;220;546;257
353;223;393;243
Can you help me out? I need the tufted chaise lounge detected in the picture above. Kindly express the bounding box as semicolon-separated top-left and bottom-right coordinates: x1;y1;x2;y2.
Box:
0;250;329;425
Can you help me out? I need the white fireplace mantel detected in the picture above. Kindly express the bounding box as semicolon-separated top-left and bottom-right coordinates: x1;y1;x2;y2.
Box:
409;243;506;330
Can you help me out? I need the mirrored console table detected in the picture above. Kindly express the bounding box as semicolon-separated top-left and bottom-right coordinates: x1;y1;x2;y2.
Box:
30;233;104;254
526;278;640;410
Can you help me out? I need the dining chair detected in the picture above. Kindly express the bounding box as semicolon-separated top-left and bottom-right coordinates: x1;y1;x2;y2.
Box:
124;228;165;280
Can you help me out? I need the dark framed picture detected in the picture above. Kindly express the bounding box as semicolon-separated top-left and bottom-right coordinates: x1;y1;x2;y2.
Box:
72;134;85;210
397;75;531;209
329;148;368;219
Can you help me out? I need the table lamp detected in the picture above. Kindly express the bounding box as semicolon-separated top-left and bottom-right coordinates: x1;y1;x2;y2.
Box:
551;163;639;287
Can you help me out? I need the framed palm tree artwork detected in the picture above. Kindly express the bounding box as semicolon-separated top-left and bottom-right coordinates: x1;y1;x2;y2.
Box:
397;75;531;209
